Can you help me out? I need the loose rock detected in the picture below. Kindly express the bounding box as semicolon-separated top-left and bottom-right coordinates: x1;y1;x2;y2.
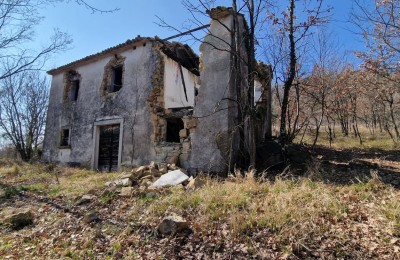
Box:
76;194;96;205
158;163;168;174
114;178;132;187
83;210;98;224
157;213;189;235
4;209;34;229
186;177;205;190
150;169;189;188
120;187;133;197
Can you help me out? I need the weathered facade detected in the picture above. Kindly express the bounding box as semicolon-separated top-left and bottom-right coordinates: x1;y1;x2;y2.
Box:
42;7;272;173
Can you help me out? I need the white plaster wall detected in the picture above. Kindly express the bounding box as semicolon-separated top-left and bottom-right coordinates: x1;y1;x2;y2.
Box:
163;56;197;108
43;42;157;168
58;149;71;163
254;80;262;104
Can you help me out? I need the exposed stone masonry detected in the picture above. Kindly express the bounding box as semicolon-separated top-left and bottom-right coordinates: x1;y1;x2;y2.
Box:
63;70;81;102
100;54;126;97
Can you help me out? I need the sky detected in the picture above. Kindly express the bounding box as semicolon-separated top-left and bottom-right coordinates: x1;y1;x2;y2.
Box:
36;0;368;72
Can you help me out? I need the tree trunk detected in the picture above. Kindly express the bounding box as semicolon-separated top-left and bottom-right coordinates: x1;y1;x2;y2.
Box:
279;0;296;144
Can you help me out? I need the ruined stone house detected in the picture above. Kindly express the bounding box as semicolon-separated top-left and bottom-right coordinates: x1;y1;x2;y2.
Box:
42;7;272;173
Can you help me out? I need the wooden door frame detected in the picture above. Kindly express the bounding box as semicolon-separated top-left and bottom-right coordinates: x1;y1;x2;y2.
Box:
91;118;124;170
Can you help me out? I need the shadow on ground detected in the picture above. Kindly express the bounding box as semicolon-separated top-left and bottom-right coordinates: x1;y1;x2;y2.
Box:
261;144;400;189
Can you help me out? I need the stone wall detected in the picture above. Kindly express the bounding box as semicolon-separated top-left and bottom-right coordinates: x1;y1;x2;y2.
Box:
188;8;248;174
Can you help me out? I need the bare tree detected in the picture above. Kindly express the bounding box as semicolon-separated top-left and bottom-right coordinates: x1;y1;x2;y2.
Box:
0;0;118;81
0;71;49;161
0;0;72;80
264;0;331;144
352;0;400;58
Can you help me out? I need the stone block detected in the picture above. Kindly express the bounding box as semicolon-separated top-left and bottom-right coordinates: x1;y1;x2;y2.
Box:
182;141;191;151
150;169;189;188
83;210;98;224
114;178;132;187
179;129;189;138
158;119;166;126
158;163;168;174
4;209;34;229
150;114;158;123
157;213;189;235
186;177;205;190
185;118;198;129
120;187;133;197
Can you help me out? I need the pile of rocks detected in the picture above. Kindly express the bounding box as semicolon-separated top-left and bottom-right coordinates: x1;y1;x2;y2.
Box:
105;162;204;197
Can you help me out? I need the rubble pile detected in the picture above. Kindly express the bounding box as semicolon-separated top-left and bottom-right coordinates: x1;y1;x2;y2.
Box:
105;162;204;196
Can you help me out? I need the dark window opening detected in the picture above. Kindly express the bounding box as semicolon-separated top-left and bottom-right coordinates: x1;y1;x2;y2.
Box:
60;129;70;146
70;80;80;101
111;66;123;92
166;118;184;143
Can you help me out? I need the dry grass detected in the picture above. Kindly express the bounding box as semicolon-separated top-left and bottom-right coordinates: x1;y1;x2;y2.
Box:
0;161;399;258
0;161;119;199
145;170;399;250
296;126;398;150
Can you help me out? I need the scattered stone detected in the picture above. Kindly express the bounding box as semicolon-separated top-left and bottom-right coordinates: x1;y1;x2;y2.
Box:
120;187;133;197
167;163;178;171
149;161;158;169
114;178;132;187
86;189;97;195
157;213;189;235
131;166;148;179
83;211;98;224
149;167;161;177
76;194;96;205
104;181;114;187
119;172;134;180
186;177;205;190
4;209;34;229
158;163;168;174
150;170;189;188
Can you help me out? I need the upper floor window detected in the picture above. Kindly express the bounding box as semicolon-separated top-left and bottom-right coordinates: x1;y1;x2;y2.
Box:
111;66;123;92
63;70;81;103
70;79;80;101
101;54;125;96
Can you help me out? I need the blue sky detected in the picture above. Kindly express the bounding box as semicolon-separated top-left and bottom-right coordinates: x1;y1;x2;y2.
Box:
36;0;366;71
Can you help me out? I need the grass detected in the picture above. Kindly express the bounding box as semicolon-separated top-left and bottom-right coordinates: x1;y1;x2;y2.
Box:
295;126;398;150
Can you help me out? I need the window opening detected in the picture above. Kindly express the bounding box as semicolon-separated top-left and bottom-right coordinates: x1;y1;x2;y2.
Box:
166;118;184;143
70;80;80;101
60;129;70;146
111;66;123;92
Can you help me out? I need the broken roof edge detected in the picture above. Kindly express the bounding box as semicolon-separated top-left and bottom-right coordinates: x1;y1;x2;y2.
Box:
157;38;200;76
47;36;153;75
207;6;244;20
255;61;273;82
47;36;200;76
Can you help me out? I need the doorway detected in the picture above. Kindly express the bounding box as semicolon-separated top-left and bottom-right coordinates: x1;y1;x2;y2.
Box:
97;124;120;172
